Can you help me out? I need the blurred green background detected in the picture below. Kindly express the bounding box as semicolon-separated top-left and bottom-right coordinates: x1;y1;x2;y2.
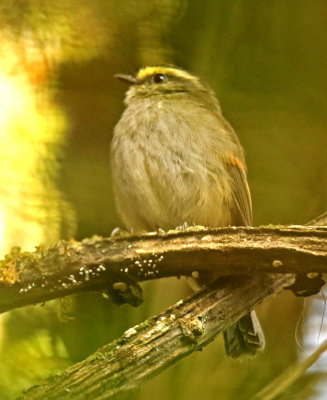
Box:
0;0;326;399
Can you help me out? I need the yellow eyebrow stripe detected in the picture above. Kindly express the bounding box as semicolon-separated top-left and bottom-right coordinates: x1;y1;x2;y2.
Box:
136;67;197;81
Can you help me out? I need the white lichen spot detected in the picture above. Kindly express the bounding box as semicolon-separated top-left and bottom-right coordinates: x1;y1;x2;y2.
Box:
79;266;86;275
191;270;200;279
307;272;319;279
68;275;77;284
272;260;283;268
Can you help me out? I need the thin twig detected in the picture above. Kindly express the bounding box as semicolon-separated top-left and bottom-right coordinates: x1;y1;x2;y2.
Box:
251;338;327;400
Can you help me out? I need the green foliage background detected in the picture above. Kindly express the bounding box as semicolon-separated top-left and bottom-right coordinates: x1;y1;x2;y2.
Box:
0;1;326;399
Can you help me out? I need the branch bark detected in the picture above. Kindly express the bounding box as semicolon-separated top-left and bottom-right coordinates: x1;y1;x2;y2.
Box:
9;213;326;399
22;273;294;400
0;225;326;314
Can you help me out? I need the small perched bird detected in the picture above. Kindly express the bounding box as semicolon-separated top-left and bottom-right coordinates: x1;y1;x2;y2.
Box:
111;66;265;358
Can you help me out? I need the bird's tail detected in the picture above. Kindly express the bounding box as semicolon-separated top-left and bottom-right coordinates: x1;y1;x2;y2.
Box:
223;311;265;358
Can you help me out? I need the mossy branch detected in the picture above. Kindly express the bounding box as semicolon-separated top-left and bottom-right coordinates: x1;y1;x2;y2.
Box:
5;212;326;399
0;222;326;314
21;273;294;400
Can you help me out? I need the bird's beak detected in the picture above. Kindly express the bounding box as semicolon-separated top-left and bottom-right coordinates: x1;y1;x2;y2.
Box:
114;74;138;84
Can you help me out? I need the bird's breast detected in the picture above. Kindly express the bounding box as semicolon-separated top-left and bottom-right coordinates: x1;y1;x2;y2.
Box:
111;101;234;230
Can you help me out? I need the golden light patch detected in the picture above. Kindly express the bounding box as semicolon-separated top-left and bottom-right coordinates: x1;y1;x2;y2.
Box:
137;66;197;81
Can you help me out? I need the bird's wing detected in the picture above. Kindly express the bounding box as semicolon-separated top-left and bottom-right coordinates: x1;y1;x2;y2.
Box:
226;153;253;226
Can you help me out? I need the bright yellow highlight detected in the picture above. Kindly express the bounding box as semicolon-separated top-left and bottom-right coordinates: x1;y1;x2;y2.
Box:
0;37;70;256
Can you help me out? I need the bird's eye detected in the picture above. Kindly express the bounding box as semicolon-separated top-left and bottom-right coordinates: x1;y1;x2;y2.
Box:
152;73;167;84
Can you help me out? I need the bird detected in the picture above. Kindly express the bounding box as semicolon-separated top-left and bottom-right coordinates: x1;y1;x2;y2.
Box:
110;65;265;358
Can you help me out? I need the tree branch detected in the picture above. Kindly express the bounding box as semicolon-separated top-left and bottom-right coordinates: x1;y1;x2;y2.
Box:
22;273;294;400
8;213;326;398
0;224;326;314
